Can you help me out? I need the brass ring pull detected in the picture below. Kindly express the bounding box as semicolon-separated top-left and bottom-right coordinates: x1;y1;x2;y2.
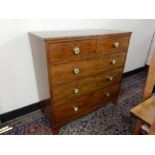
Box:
73;106;79;112
73;47;80;55
73;88;79;94
111;59;116;65
105;92;111;97
113;42;119;48
73;67;80;74
107;76;114;81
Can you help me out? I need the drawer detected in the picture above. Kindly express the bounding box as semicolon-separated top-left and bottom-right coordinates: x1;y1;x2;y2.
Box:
52;68;123;103
94;68;123;90
48;39;96;64
52;76;95;103
97;35;130;55
54;83;120;124
50;52;126;86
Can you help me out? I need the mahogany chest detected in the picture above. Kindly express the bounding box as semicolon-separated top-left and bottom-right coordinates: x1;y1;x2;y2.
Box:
29;29;131;134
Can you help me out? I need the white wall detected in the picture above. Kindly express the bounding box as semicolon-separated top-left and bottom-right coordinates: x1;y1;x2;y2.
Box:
146;31;155;64
0;19;155;114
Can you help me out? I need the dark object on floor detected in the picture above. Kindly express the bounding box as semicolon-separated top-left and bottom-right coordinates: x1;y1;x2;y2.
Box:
0;71;146;135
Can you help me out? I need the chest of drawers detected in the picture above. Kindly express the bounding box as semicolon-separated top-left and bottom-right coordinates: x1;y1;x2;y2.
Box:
29;29;131;134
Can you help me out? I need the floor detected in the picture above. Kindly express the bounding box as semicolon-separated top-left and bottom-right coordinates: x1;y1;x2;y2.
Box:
0;71;146;135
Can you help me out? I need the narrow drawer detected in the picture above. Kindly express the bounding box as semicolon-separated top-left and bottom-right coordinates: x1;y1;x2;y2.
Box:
52;68;123;103
97;35;130;55
48;39;96;64
54;83;120;124
50;52;126;86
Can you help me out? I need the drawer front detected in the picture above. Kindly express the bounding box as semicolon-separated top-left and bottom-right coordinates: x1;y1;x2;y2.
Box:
54;83;120;124
94;68;123;90
52;68;123;103
48;39;96;64
50;52;126;86
97;35;130;55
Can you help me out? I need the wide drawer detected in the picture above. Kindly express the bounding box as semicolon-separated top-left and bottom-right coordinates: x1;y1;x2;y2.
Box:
97;35;130;55
48;39;96;64
54;83;120;124
50;52;126;86
52;67;123;103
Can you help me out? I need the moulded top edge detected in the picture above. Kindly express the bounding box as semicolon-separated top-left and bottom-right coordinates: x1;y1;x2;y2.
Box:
29;29;132;40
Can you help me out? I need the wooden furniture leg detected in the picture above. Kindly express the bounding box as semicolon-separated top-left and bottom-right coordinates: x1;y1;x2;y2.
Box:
52;126;60;135
133;119;142;135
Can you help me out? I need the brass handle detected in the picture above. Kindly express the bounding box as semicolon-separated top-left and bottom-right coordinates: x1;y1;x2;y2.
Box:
111;59;116;65
73;47;80;55
73;67;80;74
105;92;111;97
73;88;79;94
107;76;114;81
113;42;119;48
73;106;79;112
